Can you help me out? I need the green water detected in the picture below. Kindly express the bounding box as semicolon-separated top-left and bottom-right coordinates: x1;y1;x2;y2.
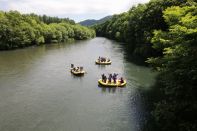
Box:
0;37;156;131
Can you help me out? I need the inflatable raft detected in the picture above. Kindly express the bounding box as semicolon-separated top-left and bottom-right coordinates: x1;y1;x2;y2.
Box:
98;79;126;87
71;68;85;75
95;60;112;65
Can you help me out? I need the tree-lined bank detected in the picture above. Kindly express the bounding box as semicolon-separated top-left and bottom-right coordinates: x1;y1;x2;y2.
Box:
93;0;189;59
0;11;95;50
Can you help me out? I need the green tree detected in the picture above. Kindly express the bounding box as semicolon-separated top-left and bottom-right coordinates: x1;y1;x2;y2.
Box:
147;5;197;131
0;11;95;50
94;0;188;59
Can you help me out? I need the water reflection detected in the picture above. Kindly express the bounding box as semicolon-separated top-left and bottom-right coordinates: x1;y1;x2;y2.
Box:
95;64;110;69
100;87;124;94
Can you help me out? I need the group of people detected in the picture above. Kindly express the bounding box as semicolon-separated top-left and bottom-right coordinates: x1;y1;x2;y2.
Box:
98;56;110;62
101;73;124;84
71;64;83;72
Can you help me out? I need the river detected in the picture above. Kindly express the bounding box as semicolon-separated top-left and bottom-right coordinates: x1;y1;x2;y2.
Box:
0;37;156;131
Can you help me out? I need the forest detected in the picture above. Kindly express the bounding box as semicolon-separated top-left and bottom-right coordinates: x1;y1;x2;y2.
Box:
0;11;95;50
94;0;197;130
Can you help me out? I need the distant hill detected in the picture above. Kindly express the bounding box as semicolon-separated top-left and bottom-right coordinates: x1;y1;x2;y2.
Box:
79;16;112;26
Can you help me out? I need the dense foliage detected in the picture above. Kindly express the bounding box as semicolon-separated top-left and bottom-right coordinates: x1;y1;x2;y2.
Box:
94;0;187;58
147;5;197;131
0;11;95;50
94;0;197;131
30;14;75;24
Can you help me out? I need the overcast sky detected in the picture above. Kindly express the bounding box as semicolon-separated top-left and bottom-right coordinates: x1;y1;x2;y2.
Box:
0;0;150;22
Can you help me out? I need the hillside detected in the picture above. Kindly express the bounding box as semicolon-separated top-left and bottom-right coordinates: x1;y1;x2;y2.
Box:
79;16;112;26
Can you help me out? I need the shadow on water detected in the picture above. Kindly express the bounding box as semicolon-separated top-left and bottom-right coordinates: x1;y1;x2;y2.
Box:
122;43;148;66
138;74;165;131
123;82;160;131
104;38;148;66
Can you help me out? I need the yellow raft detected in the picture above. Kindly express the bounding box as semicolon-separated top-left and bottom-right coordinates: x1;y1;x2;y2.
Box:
98;79;126;87
95;60;112;65
71;69;85;75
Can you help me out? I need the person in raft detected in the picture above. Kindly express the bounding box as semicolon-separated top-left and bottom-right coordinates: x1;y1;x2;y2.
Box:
101;57;106;62
108;74;112;83
101;74;107;83
80;67;83;71
112;73;118;83
107;58;110;62
101;74;105;82
113;76;116;84
76;67;83;72
120;77;124;83
98;56;101;62
71;64;76;71
71;64;74;68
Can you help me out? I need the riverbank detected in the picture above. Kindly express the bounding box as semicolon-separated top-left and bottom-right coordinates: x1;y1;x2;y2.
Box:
0;11;95;50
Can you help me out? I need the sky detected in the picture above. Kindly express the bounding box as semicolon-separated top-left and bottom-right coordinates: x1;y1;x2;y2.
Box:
0;0;150;22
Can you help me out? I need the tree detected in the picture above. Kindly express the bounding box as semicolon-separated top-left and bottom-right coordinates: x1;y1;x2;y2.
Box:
147;5;197;131
94;0;188;59
0;11;95;50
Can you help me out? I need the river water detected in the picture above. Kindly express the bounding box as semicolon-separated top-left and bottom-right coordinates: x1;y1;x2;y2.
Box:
0;37;156;131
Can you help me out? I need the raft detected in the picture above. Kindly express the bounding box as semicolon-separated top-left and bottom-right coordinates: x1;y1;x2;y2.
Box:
71;68;85;75
98;79;126;87
95;60;112;65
